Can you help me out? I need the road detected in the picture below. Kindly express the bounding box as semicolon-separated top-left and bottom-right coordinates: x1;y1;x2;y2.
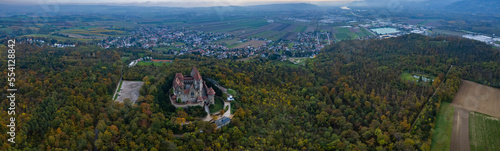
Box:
450;107;470;151
410;65;454;129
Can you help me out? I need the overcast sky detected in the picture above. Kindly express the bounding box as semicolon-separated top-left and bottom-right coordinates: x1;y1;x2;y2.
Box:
4;0;430;7
5;0;359;7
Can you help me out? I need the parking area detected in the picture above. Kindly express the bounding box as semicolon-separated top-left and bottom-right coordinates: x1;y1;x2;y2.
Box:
115;81;144;104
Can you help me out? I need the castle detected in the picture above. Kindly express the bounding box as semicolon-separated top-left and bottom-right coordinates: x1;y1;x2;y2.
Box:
171;67;215;107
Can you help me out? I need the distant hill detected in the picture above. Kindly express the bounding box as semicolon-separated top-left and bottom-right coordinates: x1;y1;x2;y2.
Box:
243;3;319;11
444;0;500;14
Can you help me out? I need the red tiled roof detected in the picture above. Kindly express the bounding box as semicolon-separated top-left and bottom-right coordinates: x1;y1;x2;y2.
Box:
184;89;189;94
183;76;194;80
197;96;203;101
191;67;202;81
175;73;184;80
207;87;215;95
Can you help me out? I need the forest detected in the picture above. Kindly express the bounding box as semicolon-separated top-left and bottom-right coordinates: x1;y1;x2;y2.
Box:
0;34;499;150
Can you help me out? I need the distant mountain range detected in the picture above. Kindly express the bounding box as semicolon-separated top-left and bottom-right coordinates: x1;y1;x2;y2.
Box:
444;0;500;14
348;0;500;14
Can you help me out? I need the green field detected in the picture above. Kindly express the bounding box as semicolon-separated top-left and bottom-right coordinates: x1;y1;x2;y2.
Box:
227;89;237;96
335;33;350;40
136;61;169;66
20;34;94;43
430;102;455;151
215;38;242;48
59;26;127;37
495;41;500;45
336;27;350;33
470;112;500;151
152;46;182;52
209;98;224;113
294;26;307;32
356;27;374;37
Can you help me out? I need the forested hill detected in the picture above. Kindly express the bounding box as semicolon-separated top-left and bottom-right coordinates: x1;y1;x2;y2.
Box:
1;34;498;150
316;34;499;87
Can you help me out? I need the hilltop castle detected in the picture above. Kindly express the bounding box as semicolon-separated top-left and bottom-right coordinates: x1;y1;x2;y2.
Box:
171;67;215;107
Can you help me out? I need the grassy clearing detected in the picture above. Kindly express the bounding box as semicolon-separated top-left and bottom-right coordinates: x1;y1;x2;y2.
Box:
209;98;224;113
121;57;130;63
401;72;434;85
227;89;237;96
469;112;500;151
401;72;417;82
495;41;500;45
136;61;169;66
430;102;455;151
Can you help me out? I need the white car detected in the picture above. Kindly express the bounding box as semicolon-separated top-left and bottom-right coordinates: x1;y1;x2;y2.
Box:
227;95;235;101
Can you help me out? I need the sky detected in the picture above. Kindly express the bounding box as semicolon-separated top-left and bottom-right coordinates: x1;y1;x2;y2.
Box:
5;0;360;7
4;0;434;7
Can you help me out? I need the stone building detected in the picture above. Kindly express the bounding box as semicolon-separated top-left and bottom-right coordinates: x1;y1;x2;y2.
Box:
172;67;215;107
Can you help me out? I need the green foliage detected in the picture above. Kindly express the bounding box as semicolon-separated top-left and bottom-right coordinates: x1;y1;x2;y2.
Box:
3;34;499;150
209;97;224;113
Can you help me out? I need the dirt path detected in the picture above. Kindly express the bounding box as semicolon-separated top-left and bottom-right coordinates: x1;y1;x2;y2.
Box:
411;65;454;129
450;107;470;151
223;101;231;117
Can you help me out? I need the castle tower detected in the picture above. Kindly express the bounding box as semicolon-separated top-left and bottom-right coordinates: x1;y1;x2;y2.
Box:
207;87;215;105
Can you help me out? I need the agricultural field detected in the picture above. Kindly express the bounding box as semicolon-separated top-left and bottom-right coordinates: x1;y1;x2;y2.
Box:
430;102;455;151
469;112;500;151
432;29;466;36
214;38;242;48
152;46;182;52
356;27;374;37
233;40;267;49
451;80;500;118
59;27;128;38
304;25;316;32
403;19;426;25
418;19;442;26
191;19;269;33
333;27;357;40
293;26;307;32
20;34;95;43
